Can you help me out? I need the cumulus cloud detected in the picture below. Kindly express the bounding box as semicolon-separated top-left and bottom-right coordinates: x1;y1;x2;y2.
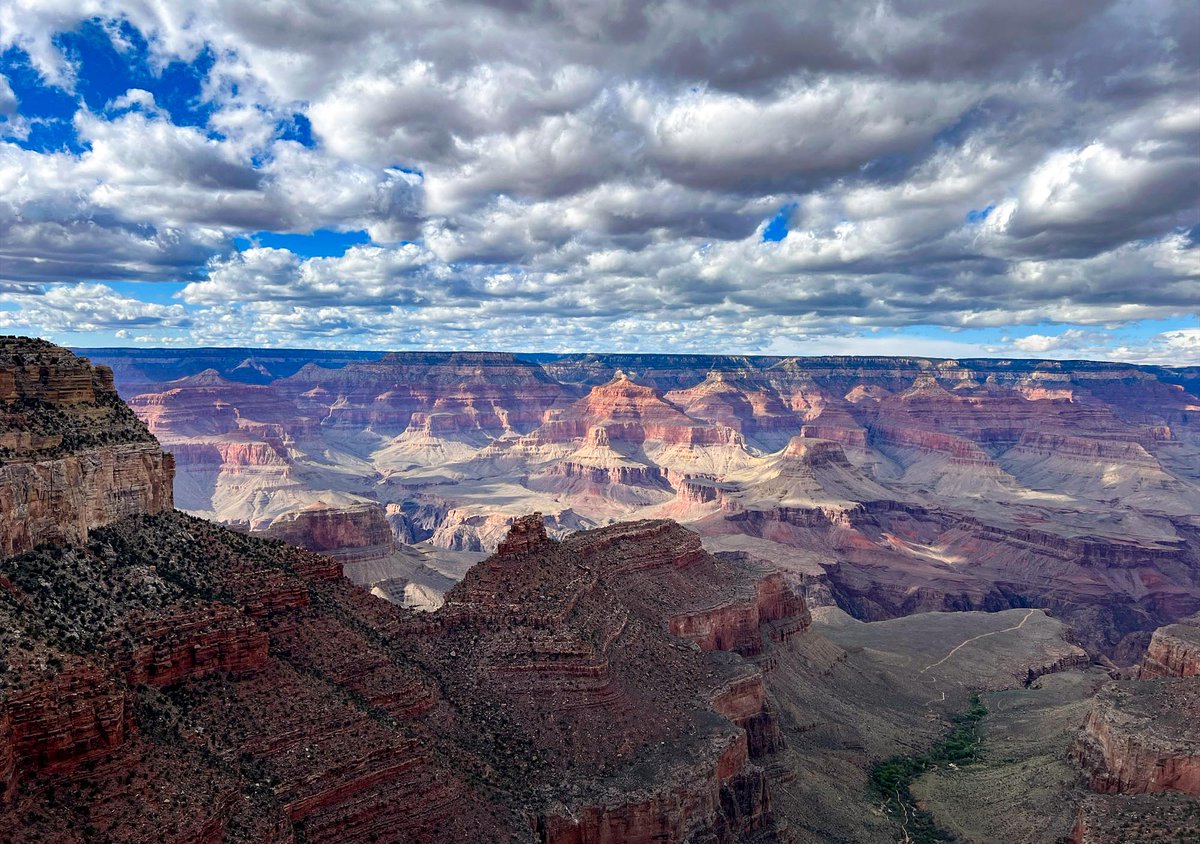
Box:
0;0;1194;359
0;282;190;333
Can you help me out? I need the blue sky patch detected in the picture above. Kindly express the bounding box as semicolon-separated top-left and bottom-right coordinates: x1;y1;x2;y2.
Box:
966;204;995;223
277;112;315;147
762;203;797;242
56;19;217;129
107;281;188;304
236;229;372;258
0;47;84;152
0;19;219;153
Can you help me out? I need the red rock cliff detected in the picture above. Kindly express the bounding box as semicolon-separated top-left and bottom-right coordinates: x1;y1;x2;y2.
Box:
1139;616;1200;679
1072;679;1200;796
0;338;174;556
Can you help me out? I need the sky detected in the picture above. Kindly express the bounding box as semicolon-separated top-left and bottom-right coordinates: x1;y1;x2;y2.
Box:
0;1;1196;362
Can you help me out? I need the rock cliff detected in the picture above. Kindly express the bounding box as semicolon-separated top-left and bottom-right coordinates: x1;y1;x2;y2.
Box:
0;337;173;556
1139;614;1200;679
1072;679;1200;796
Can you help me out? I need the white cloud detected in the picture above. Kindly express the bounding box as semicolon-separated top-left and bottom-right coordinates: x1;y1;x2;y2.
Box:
0;283;190;333
0;0;1192;359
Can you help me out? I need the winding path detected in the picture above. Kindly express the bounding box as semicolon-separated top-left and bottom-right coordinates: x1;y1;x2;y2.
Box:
919;608;1039;674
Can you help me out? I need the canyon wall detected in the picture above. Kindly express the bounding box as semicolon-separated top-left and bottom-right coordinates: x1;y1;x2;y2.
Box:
87;347;1200;662
2;338;815;842
0;338;174;555
1072;679;1200;797
1139;615;1200;679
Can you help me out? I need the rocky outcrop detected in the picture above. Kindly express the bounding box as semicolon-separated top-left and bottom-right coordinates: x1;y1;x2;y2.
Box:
427;516;802;842
534;730;772;844
1072;679;1200;796
670;569;810;657
264;500;394;552
494;512;551;555
1139;615;1200;679
0;338;173;556
0;658;131;799
1;509;805;842
0;442;175;556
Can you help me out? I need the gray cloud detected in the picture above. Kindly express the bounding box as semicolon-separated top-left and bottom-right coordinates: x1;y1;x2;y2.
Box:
0;0;1194;359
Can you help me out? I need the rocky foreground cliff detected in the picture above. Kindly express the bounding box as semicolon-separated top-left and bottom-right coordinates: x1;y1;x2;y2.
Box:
0;506;812;842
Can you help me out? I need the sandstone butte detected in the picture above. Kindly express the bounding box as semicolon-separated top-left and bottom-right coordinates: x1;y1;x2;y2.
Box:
0;338;821;842
91;346;1200;664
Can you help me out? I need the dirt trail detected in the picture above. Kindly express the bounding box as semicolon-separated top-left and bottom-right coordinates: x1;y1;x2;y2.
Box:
919;609;1039;674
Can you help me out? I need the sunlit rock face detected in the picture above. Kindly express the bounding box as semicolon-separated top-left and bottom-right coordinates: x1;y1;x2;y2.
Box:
0;338;174;556
91;348;1200;661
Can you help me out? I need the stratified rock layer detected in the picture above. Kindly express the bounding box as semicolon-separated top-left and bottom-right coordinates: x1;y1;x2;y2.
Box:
1072;678;1200;796
0;511;804;842
1139;614;1200;679
0;338;173;555
91;347;1200;663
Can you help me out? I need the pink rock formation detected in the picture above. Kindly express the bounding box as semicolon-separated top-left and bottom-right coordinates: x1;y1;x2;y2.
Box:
88;347;1200;662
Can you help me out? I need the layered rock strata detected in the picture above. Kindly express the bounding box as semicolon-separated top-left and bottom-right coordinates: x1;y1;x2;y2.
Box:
1139;614;1200;679
90;346;1200;665
1072;679;1200;796
0;338;173;555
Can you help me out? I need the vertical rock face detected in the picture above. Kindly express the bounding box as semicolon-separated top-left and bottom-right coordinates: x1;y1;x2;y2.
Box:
1072;679;1200;797
263;499;397;552
0;338;173;556
1139;615;1200;679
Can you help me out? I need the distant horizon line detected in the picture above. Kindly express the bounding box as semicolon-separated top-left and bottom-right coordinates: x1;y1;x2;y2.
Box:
59;342;1199;371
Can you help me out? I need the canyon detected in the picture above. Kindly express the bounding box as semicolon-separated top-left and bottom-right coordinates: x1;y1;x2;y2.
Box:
84;347;1200;662
0;339;1195;842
